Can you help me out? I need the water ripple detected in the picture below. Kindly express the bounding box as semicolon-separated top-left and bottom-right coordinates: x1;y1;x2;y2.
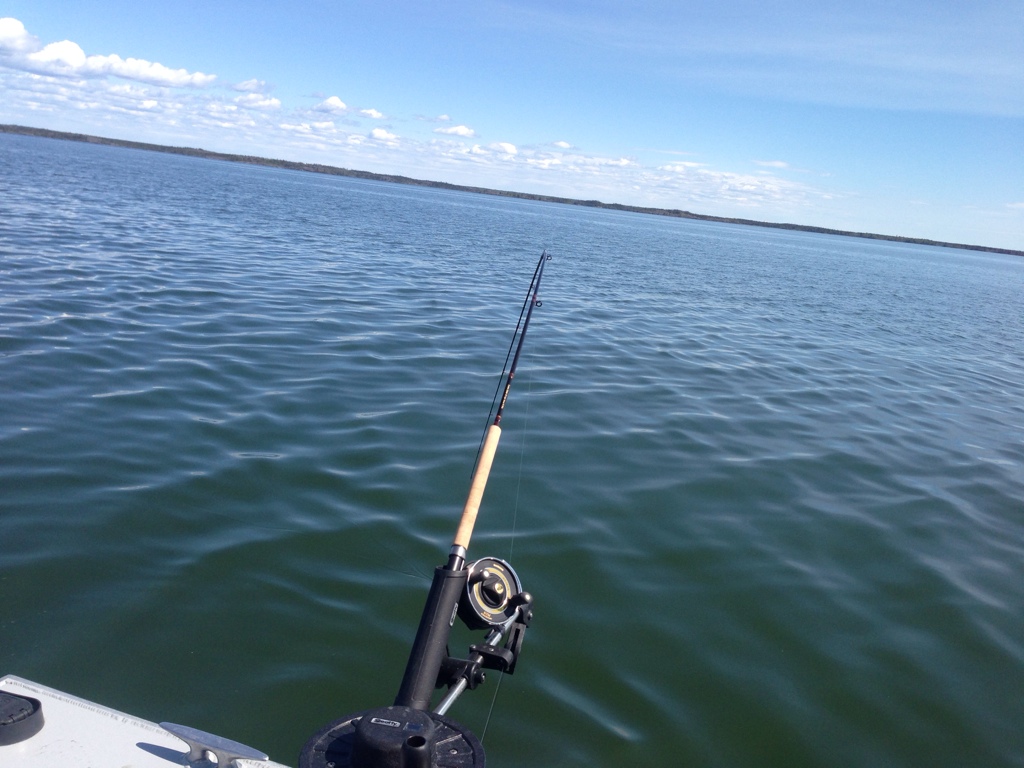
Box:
2;133;1023;766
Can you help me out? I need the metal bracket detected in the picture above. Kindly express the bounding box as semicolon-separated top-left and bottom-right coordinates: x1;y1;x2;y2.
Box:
161;722;268;767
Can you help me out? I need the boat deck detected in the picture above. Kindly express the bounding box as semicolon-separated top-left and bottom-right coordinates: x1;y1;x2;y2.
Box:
0;675;289;767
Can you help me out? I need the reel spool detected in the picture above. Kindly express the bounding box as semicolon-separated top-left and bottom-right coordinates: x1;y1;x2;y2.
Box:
458;557;523;631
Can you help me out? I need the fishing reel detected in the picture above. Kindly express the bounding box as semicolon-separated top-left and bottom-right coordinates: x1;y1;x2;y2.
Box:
459;557;526;631
299;557;532;768
439;557;533;692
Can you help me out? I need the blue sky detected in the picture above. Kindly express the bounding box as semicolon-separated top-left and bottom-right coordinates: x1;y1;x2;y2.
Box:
2;1;1022;250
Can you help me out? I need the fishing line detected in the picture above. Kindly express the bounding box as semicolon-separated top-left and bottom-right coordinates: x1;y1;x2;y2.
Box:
479;668;504;745
508;366;534;561
480;367;533;745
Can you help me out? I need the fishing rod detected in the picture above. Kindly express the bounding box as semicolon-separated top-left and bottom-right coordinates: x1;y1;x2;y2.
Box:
301;251;550;768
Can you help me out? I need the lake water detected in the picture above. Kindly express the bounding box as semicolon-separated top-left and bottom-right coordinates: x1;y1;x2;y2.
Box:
1;131;1023;767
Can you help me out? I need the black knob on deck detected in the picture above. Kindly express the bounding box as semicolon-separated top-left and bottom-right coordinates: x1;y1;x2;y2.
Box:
478;572;506;608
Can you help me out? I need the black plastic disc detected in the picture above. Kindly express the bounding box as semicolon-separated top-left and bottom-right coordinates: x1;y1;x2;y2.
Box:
0;692;44;746
299;706;484;768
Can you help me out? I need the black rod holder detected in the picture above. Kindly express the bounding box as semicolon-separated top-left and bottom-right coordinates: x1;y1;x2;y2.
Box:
393;565;467;710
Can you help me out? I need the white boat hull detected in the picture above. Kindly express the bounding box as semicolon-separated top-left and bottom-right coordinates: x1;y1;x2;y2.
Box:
0;675;289;767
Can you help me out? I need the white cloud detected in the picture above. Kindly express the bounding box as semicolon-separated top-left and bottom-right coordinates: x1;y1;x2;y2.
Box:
552;140;572;149
659;161;705;171
314;95;347;112
108;56;215;86
645;163;820;209
280;120;340;136
371;127;398;141
235;92;281;110
360;108;384;118
233;78;267;92
27;40;87;70
1;18;215;87
490;142;517;155
434;124;475;137
0;17;39;53
525;157;563;169
754;160;789;169
575;155;634;168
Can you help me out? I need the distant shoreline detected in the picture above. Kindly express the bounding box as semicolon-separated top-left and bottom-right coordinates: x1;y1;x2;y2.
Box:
4;123;1021;258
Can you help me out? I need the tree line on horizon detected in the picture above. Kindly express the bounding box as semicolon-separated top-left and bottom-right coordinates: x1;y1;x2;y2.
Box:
2;124;1019;258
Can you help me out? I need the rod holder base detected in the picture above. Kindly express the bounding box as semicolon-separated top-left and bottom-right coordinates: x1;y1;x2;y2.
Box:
299;706;484;768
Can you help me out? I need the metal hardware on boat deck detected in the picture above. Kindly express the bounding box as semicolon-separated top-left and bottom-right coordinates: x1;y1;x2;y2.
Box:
299;706;483;768
161;721;269;767
435;591;533;717
0;691;44;745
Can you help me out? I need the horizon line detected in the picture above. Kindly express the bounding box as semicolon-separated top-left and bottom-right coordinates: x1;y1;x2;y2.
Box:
3;123;1021;259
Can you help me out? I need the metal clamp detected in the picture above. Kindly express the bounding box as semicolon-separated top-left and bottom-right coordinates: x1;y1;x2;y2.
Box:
161;722;268;767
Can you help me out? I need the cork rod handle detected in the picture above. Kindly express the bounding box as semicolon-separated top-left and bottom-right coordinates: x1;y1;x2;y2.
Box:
452;423;502;550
